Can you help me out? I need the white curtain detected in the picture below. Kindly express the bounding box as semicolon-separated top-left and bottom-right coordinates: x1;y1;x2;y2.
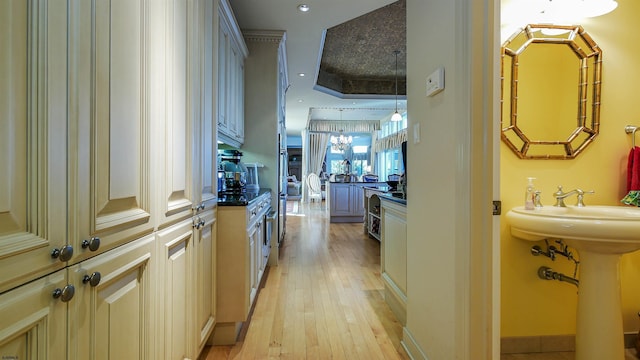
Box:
374;128;408;152
301;129;309;203
301;130;330;203
309;120;380;133
369;131;378;173
309;132;330;175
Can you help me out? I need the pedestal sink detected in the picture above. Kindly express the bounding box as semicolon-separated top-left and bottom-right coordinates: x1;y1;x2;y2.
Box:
507;205;640;360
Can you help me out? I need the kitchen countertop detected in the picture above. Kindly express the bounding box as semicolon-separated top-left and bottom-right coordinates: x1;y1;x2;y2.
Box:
378;192;407;205
217;188;271;206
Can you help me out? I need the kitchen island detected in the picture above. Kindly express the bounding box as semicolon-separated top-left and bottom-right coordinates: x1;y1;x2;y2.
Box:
326;181;404;224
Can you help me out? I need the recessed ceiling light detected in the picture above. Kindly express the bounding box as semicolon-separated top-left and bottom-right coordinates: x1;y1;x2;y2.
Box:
298;73;305;77
297;4;310;12
297;99;304;103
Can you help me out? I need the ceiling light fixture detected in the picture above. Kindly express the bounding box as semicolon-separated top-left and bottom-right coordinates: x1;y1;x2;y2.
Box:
298;73;306;77
330;109;352;153
297;4;310;12
391;50;402;122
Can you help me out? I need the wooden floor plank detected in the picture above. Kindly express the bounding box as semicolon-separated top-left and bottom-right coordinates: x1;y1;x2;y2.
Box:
200;201;409;359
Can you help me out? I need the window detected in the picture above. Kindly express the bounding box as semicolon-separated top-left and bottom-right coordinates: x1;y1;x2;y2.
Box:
376;114;407;180
377;148;403;181
324;134;371;177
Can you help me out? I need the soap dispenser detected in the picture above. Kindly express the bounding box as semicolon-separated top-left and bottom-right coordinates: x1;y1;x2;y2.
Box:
524;177;536;210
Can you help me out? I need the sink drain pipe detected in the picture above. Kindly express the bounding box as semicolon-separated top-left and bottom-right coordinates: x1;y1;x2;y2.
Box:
538;266;579;287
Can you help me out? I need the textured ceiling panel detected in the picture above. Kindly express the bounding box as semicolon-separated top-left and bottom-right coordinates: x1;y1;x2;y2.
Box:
317;0;406;96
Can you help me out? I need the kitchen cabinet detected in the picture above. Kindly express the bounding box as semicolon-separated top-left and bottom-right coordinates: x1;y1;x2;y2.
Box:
217;0;248;148
0;269;68;359
1;0;219;358
213;192;271;345
68;234;156;360
380;197;407;325
193;209;218;354
327;182;366;223
156;219;195;359
0;0;70;293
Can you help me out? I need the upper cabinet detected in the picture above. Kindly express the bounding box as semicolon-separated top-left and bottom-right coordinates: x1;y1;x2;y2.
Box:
217;0;248;148
0;0;71;293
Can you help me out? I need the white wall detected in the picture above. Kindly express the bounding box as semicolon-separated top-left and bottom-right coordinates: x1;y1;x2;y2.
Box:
404;0;497;359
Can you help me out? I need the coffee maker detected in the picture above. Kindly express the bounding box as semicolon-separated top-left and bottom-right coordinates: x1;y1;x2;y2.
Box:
218;150;248;195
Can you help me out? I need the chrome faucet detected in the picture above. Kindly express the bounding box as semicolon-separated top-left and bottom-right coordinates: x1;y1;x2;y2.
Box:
553;186;595;207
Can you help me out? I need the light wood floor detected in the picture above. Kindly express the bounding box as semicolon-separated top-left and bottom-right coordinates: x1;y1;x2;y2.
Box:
200;201;639;360
200;201;409;359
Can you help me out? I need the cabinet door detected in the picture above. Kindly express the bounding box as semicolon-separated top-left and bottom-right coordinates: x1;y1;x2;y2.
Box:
331;185;353;216
158;0;196;226
194;210;217;353
156;219;194;360
0;0;70;292
75;0;153;262
0;269;68;360
217;17;229;133
69;234;156;360
352;185;365;217
200;0;218;204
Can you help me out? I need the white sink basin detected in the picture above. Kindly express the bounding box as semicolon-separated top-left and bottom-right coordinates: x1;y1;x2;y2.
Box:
507;205;640;254
507;205;640;360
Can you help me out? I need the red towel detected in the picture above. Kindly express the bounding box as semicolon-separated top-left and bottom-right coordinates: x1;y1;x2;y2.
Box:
628;147;640;192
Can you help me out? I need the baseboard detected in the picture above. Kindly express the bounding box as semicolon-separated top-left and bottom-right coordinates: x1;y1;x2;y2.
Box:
501;333;638;354
402;326;428;360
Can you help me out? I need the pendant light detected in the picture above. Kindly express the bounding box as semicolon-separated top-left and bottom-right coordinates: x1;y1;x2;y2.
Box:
391;50;403;122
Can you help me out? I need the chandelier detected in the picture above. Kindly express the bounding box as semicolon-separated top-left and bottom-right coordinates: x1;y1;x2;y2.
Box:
331;130;352;153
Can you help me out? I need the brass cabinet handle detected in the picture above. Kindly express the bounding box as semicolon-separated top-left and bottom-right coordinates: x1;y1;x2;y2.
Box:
81;237;101;252
52;285;75;302
82;272;102;287
51;245;74;262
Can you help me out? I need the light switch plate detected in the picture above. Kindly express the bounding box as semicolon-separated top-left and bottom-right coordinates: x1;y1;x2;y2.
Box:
413;123;420;144
426;67;445;97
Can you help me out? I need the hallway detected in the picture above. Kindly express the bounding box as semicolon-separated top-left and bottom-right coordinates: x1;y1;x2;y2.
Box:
200;201;409;359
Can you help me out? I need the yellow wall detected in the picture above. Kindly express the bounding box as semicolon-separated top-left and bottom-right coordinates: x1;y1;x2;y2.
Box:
501;0;640;336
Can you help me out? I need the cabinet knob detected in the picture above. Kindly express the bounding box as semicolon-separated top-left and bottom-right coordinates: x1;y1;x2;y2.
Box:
51;245;74;262
192;202;205;212
82;272;102;287
52;285;75;302
81;237;101;252
193;217;205;229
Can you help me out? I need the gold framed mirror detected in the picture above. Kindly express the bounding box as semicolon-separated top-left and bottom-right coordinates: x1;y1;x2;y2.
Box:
501;24;602;159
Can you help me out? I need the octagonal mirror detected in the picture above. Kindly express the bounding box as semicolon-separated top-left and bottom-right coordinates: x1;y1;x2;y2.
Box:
501;24;602;159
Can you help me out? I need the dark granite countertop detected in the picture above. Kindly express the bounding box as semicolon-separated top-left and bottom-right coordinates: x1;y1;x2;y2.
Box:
217;188;271;206
378;192;407;205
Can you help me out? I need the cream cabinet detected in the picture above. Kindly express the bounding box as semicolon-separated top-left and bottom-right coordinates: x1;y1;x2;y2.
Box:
0;269;68;359
213;192;271;345
1;0;219;358
72;0;155;263
380;197;408;325
0;0;71;293
193;209;218;354
68;234;156;360
156;219;195;360
217;0;248;148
